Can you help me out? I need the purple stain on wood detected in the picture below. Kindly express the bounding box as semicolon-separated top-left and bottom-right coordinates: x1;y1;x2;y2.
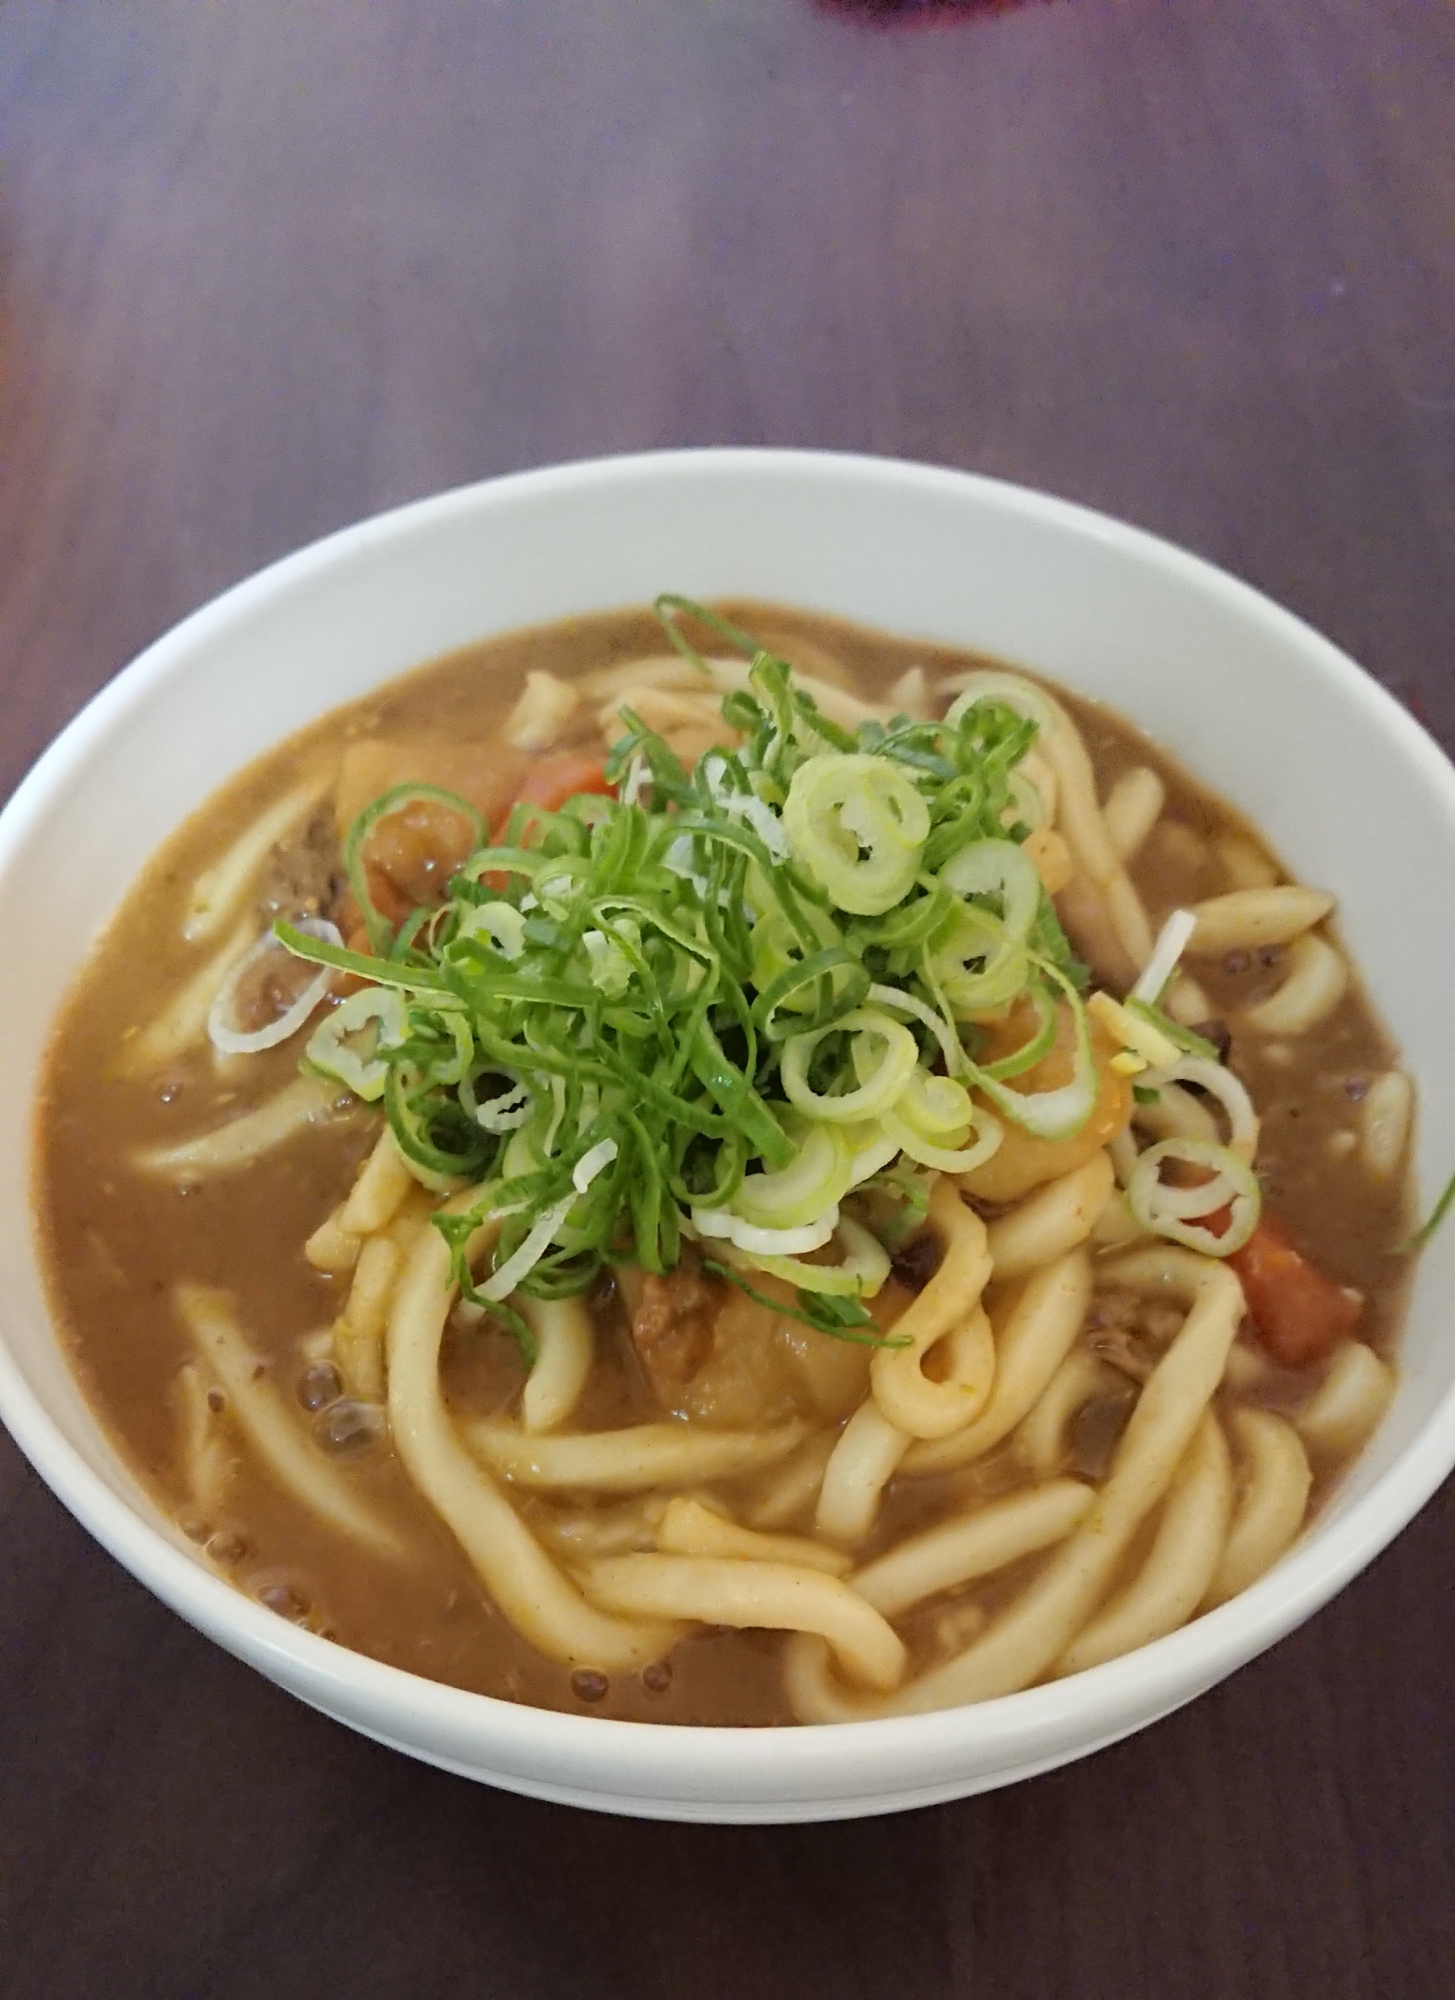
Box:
815;0;1055;24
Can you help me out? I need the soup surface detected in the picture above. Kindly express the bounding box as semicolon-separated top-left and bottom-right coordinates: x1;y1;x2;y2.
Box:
34;603;1415;1725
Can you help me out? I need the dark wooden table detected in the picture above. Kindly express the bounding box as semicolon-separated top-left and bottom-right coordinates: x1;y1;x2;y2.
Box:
2;3;1453;1993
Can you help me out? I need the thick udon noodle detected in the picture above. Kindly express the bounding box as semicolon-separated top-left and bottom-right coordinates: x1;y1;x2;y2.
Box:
35;604;1414;1726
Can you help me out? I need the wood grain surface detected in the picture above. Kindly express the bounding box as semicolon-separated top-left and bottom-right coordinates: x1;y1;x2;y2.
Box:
2;3;1453;1994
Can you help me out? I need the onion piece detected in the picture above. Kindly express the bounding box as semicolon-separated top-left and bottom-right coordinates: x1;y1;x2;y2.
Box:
207;918;341;1056
1130;909;1198;1007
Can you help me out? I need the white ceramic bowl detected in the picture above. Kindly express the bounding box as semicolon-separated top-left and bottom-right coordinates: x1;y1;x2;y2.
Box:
3;449;1453;1821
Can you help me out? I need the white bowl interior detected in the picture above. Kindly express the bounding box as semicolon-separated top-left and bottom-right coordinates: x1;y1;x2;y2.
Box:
3;449;1453;1819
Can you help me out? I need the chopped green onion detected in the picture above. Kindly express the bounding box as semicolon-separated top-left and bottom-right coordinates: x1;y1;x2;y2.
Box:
979;983;1058;1081
925;904;1029;1017
881;1105;1004;1175
702;1258;906;1346
1400;1165;1455;1254
964;963;1098;1141
271;612;1132;1324
889;1067;975;1141
782;754;929;915
780;1009;920;1125
944;671;1058;737
458;901;527;959
693;1204;839;1258
305;988;409;1101
1126;1137;1261;1256
717;1214;890;1300
937;838;1041;944
1151;1055;1259;1164
1124;996;1219;1062
729;1123;855;1231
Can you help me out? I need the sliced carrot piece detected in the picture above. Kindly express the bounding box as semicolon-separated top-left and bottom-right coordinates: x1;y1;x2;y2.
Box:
490;753;615;853
1229;1212;1363;1368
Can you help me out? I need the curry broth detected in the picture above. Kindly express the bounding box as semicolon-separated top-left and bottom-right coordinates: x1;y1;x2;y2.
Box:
34;604;1412;1726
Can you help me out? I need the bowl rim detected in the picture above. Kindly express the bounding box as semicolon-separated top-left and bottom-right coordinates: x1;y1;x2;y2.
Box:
5;444;1455;1795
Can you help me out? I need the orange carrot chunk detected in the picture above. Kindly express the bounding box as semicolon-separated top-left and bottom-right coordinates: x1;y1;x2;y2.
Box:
1229;1212;1362;1368
491;753;615;848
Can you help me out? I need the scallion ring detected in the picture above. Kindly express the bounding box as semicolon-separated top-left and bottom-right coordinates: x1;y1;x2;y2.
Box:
881;1105;1004;1175
846;1122;903;1186
884;1065;975;1141
979;983;1058;1082
1151;1055;1260;1164
937;837;1042;944
866;981;965;1077
965;968;1097;1141
782;753;930;915
304;986;409;1101
720;1214;891;1300
925;904;1029;1016
779;1009;920;1125
1126;1138;1261;1255
729;1123;855;1231
455;901;527;959
690;1204;840;1258
944;671;1058;738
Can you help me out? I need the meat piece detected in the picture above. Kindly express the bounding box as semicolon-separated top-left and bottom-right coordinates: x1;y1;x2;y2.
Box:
890;1230;942;1293
1086;1325;1155;1384
1069;1381;1138;1480
628;1254;720;1405
1085;1292;1180;1377
256;804;340;923
230;948;326;1035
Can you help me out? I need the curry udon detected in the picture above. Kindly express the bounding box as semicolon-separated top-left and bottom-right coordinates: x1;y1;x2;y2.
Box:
34;602;1417;1725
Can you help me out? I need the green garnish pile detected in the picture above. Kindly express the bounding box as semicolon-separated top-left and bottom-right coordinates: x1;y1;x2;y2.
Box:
277;599;1090;1352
